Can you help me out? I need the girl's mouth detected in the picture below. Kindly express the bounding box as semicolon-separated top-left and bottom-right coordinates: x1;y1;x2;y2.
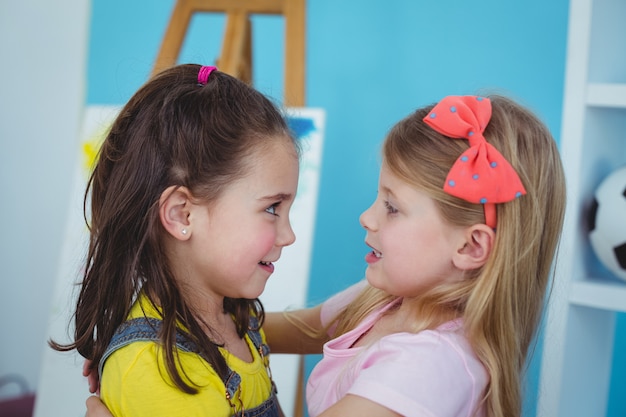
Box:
365;250;382;264
259;261;275;273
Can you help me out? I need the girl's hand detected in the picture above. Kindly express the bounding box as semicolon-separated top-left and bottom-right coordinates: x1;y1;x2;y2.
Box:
82;360;100;394
86;396;113;417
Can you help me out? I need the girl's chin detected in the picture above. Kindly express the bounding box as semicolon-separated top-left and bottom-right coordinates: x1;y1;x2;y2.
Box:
364;272;384;289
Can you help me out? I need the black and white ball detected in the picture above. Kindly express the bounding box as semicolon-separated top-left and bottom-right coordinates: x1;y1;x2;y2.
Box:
588;166;626;282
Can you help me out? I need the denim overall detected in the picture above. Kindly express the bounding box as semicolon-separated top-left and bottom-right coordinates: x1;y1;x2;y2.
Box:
98;316;280;417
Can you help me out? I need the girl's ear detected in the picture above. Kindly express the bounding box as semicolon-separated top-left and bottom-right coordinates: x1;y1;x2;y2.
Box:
453;224;495;270
159;185;193;241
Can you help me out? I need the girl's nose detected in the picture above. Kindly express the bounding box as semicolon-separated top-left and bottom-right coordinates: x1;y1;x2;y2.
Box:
359;204;376;231
277;220;296;247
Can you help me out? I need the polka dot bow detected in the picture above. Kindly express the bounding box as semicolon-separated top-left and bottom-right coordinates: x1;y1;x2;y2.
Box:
423;95;526;228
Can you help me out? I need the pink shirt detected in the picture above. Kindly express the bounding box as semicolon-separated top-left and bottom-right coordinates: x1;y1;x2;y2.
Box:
306;281;487;417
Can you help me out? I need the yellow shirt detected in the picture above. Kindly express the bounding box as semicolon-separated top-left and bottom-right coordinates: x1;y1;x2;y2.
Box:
100;296;273;417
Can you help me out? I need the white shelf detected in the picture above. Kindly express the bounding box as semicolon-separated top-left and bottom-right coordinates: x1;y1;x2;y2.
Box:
587;83;626;108
538;0;626;415
570;278;626;312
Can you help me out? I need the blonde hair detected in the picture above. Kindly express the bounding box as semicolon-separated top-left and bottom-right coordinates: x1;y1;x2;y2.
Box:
330;95;566;417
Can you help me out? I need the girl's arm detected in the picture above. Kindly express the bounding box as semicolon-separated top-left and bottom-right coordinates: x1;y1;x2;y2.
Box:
318;395;402;417
84;390;401;417
85;395;288;417
265;280;368;355
264;305;327;354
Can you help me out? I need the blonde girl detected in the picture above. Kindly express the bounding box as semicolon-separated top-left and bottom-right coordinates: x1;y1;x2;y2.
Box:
269;94;566;417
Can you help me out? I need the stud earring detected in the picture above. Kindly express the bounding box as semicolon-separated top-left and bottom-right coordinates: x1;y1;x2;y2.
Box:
181;229;188;235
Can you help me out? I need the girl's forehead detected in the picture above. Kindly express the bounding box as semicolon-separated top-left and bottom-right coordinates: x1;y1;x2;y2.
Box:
244;138;299;170
379;162;430;199
249;137;298;161
378;165;405;194
379;161;401;182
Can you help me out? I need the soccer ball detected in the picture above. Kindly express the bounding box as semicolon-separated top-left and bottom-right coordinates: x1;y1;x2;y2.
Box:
588;166;626;282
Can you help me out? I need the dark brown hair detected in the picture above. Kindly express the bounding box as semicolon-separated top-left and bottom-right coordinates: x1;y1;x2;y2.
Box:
50;64;296;393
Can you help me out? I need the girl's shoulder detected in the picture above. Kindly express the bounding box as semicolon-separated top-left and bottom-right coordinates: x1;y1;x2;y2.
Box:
381;318;466;347
371;319;479;371
104;338;217;381
100;340;229;416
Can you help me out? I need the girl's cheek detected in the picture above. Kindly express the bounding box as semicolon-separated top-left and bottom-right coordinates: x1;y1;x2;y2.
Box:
262;229;278;250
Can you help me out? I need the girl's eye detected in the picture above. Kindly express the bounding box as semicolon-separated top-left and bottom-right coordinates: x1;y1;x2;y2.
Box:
384;201;398;214
265;203;280;216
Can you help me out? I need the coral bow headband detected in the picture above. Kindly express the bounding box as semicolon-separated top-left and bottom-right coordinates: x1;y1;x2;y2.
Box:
423;96;526;229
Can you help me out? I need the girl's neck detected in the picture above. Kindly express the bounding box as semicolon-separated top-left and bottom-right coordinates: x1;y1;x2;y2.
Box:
146;285;254;362
386;296;461;333
184;292;253;362
180;280;224;313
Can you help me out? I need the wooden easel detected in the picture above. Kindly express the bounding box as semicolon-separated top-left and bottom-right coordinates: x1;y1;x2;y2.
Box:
152;0;306;107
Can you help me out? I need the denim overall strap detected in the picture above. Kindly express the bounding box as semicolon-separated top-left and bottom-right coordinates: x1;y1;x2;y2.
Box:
98;317;199;379
236;315;279;417
246;316;271;365
238;390;280;417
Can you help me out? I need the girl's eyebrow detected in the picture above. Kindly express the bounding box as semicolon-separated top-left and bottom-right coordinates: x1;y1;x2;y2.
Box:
381;185;408;206
259;193;294;202
380;185;396;198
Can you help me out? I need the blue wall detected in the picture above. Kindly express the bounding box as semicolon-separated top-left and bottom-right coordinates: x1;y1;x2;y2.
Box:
86;1;625;416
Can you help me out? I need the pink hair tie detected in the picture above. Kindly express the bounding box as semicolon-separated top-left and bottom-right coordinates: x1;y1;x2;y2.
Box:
197;66;217;85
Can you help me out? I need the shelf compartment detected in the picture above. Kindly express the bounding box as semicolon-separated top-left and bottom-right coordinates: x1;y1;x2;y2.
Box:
569;277;626;312
587;83;626;108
